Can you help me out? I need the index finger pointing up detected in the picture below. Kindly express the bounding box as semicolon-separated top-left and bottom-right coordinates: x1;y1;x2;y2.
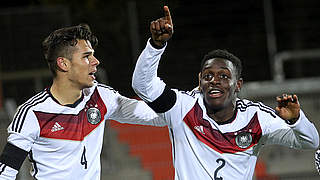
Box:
164;6;173;25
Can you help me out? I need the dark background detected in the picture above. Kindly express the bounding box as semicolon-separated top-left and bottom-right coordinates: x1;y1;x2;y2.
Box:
1;0;320;105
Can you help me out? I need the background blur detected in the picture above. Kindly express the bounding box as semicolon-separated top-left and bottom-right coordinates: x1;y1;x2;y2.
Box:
0;0;320;179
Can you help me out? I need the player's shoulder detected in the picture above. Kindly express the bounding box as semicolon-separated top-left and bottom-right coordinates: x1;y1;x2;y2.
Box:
92;82;121;102
96;82;118;94
18;89;51;111
83;81;117;95
12;89;50;127
236;98;277;118
174;87;201;99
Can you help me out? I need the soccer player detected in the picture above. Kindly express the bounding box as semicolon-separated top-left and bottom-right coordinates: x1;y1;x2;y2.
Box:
0;24;165;180
132;6;320;180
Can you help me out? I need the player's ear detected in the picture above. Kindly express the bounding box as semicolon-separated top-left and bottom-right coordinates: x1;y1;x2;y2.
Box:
56;57;69;72
235;78;243;93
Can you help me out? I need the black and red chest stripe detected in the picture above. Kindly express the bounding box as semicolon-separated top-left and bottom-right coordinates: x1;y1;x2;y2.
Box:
34;88;107;141
184;101;262;154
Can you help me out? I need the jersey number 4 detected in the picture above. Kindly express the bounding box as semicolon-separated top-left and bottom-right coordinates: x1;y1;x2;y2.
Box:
81;146;88;169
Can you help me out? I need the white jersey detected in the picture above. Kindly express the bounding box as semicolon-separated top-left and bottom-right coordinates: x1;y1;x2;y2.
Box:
132;39;319;180
0;82;165;180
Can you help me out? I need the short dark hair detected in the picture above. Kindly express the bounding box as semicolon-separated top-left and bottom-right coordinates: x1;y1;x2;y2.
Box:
200;49;242;79
42;24;98;77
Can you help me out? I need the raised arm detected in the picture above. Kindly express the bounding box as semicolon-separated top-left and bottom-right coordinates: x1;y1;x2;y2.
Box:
263;94;319;149
132;6;176;112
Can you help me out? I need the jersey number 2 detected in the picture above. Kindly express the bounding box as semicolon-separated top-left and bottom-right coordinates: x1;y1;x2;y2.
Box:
81;146;88;169
214;158;225;180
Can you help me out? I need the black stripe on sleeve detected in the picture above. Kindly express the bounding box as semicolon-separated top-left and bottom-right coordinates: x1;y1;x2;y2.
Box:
0;164;7;175
11;91;48;133
17;94;49;133
147;86;176;113
0;143;28;170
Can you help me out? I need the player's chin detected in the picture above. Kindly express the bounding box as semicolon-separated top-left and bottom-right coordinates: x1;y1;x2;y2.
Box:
88;81;95;87
205;97;225;109
84;81;95;88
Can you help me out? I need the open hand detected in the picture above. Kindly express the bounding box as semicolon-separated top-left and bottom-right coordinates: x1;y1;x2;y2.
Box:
150;6;174;47
275;94;300;123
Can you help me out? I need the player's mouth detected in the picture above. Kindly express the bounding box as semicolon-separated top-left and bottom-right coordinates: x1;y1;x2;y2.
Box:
208;88;224;98
89;71;97;80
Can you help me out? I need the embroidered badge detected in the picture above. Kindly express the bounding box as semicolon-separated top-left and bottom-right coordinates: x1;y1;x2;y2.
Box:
235;132;252;149
87;107;101;125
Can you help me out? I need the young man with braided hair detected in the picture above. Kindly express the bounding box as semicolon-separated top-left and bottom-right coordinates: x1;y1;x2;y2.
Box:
132;6;319;180
0;24;165;179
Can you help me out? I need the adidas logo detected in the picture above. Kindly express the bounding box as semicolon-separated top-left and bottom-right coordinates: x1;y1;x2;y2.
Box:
194;125;205;135
51;122;64;132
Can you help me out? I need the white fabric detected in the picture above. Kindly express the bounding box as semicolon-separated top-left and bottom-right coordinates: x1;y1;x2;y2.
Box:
0;163;17;180
132;39;167;102
132;40;319;180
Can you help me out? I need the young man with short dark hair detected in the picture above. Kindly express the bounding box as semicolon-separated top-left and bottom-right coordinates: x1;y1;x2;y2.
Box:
0;24;165;180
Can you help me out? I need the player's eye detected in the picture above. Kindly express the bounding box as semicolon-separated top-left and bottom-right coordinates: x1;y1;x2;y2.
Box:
220;74;230;79
203;74;213;81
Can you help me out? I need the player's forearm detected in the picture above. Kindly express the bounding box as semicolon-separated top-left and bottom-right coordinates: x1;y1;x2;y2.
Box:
0;164;18;180
110;96;167;127
265;110;319;149
290;110;319;149
132;39;167;102
0;162;18;180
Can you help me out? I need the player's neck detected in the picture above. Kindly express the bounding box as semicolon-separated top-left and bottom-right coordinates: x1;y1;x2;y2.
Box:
206;104;236;124
50;78;82;105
